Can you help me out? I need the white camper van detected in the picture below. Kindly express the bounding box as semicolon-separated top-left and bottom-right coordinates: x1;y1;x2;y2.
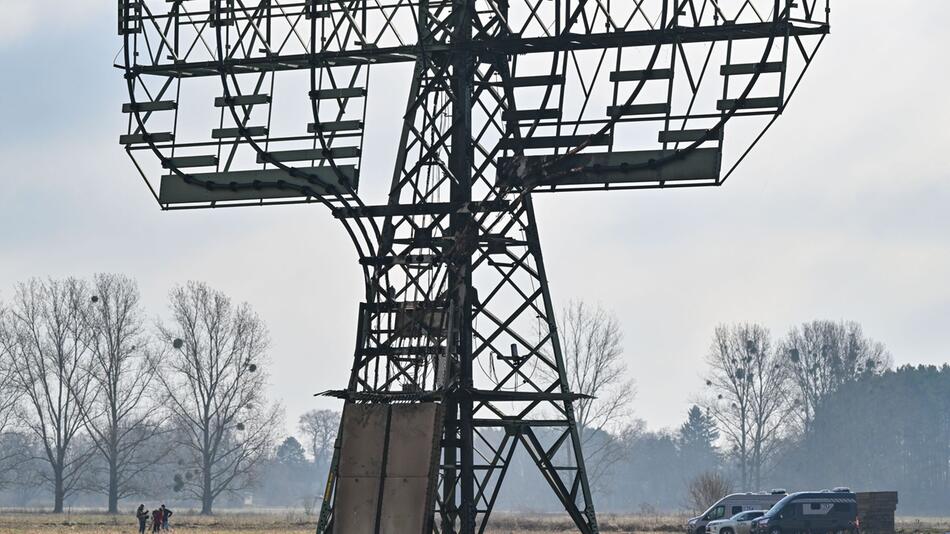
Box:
686;491;788;534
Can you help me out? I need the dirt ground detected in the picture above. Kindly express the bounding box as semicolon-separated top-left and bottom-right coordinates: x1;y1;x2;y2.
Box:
0;512;945;534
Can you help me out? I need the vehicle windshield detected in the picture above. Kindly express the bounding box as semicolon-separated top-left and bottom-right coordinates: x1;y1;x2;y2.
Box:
763;495;796;518
732;511;764;521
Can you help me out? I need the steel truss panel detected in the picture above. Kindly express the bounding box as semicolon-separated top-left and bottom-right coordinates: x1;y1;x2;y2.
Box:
159;166;359;205
127;21;827;78
497;149;722;188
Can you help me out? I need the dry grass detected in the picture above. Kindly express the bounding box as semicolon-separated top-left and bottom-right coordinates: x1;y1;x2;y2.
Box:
487;512;687;533
0;511;945;534
895;517;950;534
0;511;314;534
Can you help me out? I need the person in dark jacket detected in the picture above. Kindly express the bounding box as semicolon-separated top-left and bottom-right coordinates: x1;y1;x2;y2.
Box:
136;504;149;534
161;504;173;530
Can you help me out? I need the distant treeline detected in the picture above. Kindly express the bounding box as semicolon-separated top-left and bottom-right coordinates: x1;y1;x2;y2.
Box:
1;277;947;516
780;364;950;513
486;365;950;516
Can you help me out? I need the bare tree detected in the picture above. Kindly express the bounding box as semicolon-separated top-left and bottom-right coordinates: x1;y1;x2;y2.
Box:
686;470;733;515
0;306;21;432
556;300;635;491
153;281;281;514
701;324;794;489
80;274;162;513
0;306;23;486
0;278;97;512
778;320;890;433
298;409;339;471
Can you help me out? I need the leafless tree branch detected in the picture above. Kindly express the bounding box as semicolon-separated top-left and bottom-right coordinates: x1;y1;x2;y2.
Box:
152;281;281;514
553;300;635;493
0;278;98;512
698;323;795;489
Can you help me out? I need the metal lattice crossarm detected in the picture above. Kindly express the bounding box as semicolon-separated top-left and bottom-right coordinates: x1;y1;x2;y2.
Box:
116;0;831;533
126;19;826;76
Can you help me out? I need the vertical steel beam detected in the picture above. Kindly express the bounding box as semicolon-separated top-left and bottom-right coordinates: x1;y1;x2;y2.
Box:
448;0;475;530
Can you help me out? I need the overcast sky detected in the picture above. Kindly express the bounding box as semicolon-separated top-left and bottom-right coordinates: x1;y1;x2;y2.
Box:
1;1;948;437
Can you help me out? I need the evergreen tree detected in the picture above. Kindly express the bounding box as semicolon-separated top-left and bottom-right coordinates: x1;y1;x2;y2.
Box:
275;437;307;467
259;437;312;506
678;406;722;479
679;406;720;452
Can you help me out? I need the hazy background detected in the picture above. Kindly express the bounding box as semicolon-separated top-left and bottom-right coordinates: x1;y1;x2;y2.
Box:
1;0;948;435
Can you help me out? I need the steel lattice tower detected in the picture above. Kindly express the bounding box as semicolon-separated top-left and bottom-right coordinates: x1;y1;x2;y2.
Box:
116;0;830;532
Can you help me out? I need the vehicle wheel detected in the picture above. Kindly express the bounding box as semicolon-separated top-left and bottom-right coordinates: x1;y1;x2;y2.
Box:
722;528;734;534
697;527;706;534
769;528;781;534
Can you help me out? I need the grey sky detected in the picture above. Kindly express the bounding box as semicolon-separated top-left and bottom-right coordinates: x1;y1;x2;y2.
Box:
1;1;948;436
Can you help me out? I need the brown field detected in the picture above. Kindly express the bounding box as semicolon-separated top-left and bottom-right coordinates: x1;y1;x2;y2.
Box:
0;512;945;534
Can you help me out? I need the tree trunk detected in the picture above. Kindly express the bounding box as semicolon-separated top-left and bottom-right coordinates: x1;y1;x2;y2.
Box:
53;467;65;513
739;444;749;490
740;459;748;490
201;457;213;515
108;457;119;514
201;494;213;515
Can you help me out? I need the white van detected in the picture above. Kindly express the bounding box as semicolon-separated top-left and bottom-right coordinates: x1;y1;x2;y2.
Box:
686;491;788;534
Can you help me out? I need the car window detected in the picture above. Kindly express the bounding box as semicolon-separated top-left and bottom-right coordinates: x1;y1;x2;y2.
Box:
732;506;743;516
763;495;795;518
731;512;748;521
774;503;798;518
749;512;764;519
711;506;725;520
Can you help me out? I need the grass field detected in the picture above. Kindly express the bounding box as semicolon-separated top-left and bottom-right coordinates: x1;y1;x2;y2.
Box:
0;511;946;534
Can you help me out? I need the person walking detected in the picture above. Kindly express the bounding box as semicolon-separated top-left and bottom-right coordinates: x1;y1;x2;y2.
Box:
161;504;173;531
136;505;149;534
151;507;163;533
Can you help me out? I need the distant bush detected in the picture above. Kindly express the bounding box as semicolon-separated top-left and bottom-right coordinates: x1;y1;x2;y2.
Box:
686;471;732;515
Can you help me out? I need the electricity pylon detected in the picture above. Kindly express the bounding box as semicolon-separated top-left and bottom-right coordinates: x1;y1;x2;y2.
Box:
117;0;830;532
